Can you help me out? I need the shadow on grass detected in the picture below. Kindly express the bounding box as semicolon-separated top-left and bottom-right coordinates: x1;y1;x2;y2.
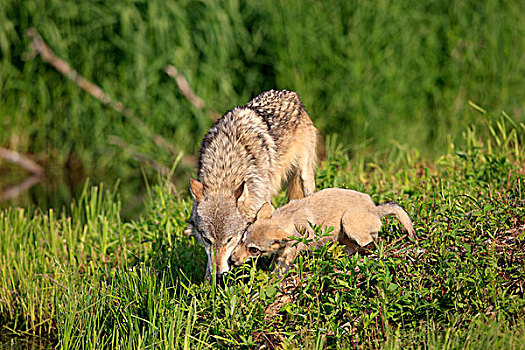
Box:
140;233;208;287
0;332;55;350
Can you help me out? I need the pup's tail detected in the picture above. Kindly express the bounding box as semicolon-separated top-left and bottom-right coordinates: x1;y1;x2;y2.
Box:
376;202;417;240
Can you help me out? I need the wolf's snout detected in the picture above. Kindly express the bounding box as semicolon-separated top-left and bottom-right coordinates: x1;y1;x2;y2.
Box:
216;271;228;278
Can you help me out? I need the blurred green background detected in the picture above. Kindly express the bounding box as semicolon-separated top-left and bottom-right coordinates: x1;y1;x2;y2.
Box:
1;0;524;215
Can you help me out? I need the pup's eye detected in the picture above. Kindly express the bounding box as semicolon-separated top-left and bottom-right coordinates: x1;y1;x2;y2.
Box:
202;236;213;245
248;247;261;255
225;236;234;244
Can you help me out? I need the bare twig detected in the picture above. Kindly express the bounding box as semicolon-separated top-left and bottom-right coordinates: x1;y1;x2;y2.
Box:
108;136;172;177
37;273;73;294
164;65;221;120
0;147;43;201
26;27;177;155
386;234;408;249
0;175;42;201
0;147;44;175
109;134;196;172
164;65;206;109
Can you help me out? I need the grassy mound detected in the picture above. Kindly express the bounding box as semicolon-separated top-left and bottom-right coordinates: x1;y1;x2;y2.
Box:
2;0;525;209
0;115;524;348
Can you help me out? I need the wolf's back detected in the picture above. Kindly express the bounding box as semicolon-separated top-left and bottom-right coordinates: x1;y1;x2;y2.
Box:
197;107;276;194
245;90;312;145
197;90;310;187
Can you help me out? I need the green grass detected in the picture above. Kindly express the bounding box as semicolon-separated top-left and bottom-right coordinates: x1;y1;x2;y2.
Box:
1;0;525;210
0;114;523;348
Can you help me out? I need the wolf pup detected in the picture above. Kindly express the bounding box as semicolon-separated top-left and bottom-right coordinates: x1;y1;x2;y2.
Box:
230;188;417;275
187;90;317;278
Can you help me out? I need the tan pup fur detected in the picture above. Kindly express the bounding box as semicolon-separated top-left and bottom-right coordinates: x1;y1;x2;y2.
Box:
231;188;416;275
188;90;317;278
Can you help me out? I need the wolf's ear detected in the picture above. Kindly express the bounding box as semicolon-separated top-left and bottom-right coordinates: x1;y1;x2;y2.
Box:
234;181;249;206
189;178;204;203
183;223;194;236
256;202;275;220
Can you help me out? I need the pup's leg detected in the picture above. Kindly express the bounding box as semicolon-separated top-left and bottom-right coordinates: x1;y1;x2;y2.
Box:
341;209;382;247
271;246;299;277
337;230;360;254
342;244;359;254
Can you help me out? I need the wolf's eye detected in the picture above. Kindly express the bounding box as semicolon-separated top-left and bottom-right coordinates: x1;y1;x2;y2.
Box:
202;236;213;245
248;247;261;255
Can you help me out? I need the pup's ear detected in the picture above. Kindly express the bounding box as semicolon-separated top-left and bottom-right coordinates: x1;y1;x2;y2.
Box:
189;178;204;203
294;223;307;236
256;202;275;220
270;237;290;250
234;181;249;206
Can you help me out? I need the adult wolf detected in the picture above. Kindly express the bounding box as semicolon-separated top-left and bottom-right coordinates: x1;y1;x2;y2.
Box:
187;90;317;278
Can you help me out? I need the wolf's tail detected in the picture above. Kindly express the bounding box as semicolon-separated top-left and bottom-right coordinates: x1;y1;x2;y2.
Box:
376;202;417;240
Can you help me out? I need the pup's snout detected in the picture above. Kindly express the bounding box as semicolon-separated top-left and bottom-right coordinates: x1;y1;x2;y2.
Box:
228;256;236;267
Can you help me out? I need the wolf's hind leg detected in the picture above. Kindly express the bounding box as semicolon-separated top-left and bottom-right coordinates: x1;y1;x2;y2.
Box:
299;150;316;197
297;125;317;197
287;148;316;200
287;170;304;200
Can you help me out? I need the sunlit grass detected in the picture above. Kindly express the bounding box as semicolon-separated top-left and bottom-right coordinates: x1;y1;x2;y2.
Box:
0;115;524;348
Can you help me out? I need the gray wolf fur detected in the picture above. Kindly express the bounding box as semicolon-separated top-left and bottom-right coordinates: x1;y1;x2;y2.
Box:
230;188;417;275
188;90;318;278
